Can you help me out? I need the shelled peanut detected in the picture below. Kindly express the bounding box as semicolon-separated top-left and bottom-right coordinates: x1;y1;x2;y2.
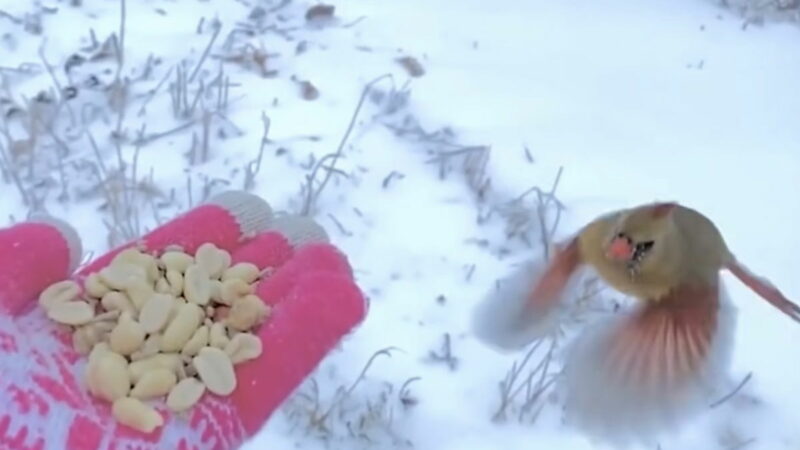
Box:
38;243;271;433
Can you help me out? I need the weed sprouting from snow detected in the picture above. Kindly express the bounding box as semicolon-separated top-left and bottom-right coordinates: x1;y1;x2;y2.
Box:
368;74;590;426
0;1;187;245
426;332;459;371
425;145;492;201
492;275;614;425
380;113;494;206
462;163;618;425
710;372;754;409
492;166;565;254
0;0;287;246
297;73;395;217
493;335;558;424
281;347;416;448
718;0;800;26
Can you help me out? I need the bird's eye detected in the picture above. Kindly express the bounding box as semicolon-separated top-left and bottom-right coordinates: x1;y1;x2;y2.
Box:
632;240;655;261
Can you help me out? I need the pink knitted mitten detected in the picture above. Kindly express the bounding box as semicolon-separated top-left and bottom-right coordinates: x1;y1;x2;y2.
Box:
0;191;367;450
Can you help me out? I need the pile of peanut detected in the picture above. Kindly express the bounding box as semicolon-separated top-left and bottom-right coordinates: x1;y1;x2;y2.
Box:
38;243;271;433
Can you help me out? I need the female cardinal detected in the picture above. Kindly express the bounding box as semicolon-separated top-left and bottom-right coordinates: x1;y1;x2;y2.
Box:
473;201;799;444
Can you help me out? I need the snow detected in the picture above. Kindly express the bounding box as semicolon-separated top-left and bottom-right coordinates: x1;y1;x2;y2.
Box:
1;0;799;449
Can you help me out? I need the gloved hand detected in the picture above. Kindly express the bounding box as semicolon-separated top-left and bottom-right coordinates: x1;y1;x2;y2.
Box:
0;191;367;450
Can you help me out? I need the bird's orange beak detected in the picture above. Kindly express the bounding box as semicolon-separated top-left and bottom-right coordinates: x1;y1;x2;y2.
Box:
606;236;633;261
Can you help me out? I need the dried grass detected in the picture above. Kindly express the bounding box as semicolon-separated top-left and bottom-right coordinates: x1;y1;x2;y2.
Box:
281;348;416;448
719;0;800;25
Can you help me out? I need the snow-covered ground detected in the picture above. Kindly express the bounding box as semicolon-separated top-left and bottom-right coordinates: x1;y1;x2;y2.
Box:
1;0;799;449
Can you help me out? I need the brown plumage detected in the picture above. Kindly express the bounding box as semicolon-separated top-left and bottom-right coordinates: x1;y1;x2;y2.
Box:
473;201;799;443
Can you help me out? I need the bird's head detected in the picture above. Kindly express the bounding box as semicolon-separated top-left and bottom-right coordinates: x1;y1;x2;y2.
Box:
604;202;679;279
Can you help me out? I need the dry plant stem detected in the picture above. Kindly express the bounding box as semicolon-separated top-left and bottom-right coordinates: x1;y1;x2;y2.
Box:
0;9;22;24
728;438;757;450
517;345;553;403
300;73;394;216
86;132;111;189
243;113;269;191
83;111;143;245
313;347;398;427
135;120;197;146
509;342;550;396
428;333;458;370
112;82;128;163
327;214;352;237
216;69;231;111
536;166;564;260
398;376;420;407
201;110;211;163
267;0;292;13
494;338;545;420
32;114;70;201
186;175;194;208
710;372;753;408
0;142;32;206
493;335;559;423
138;66;175;116
188;79;205;118
22;110;38;181
381;171;404;189
0;141;9;177
524;145;534;163
129;130;143;238
38;42;76;126
465;264;476;281
0;64;40;74
117;0;126;72
500;166;565;257
170;63;190;119
519;348;558;422
424;145;487;164
189;21;222;83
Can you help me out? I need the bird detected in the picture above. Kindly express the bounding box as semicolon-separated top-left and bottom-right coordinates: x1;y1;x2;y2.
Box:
472;201;799;445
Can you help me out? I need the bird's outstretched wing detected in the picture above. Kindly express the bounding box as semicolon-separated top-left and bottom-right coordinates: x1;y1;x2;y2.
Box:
560;281;736;445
